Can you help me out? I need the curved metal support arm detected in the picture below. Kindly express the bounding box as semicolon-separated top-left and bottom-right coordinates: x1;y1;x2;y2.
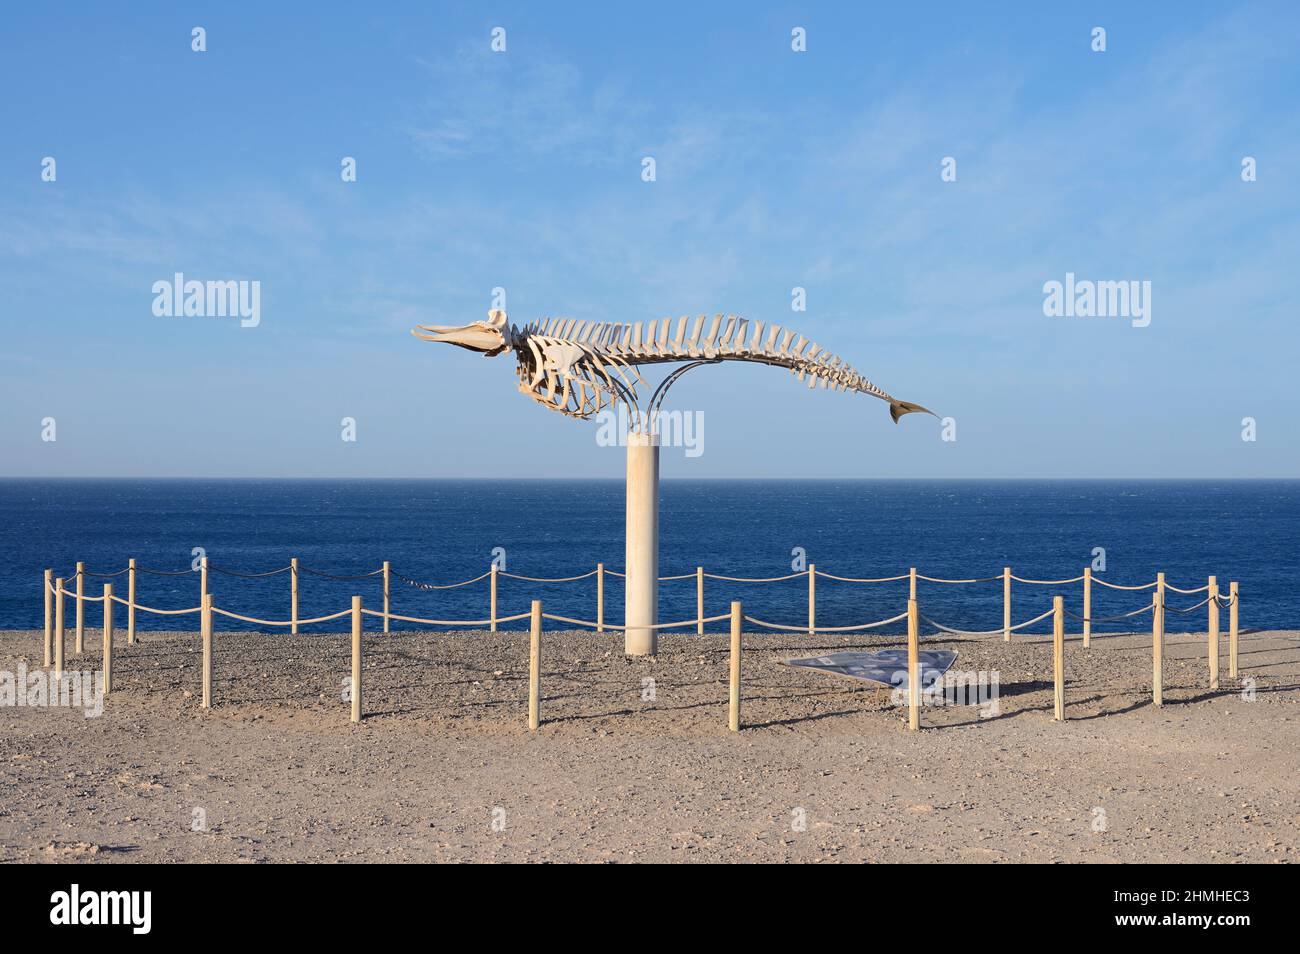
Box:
643;359;721;430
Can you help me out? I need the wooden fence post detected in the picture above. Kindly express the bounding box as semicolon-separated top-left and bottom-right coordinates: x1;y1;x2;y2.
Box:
1229;581;1239;679
1003;567;1011;641
729;601;742;732
54;578;65;680
807;563;816;635
1082;567;1092;648
907;597;920;731
199;554;208;604
596;563;605;633
290;558;299;635
351;595;363;723
200;593;212;709
1053;595;1065;721
127;558;136;645
1208;575;1219;690
102;584;113;695
490;564;498;633
75;561;84;654
382;561;391;634
43;569;52;668
1153;572;1164;706
528;600;542;731
909;567;917;602
696;566;705;635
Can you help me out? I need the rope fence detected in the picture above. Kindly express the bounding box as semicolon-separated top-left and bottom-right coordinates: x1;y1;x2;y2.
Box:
298;566;384;582
209;564;292;579
744;610;909;633
1165;596;1213;614
1093;578;1157;591
49;558;1236;648
917;574;1002;584
212;606;354;627
501;569;598;583
920;605;1057;637
1063;604;1155;624
814;571;909;583
110;597;199;617
34;558;1246;734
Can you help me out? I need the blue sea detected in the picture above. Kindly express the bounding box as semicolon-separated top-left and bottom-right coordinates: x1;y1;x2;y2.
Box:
2;479;1296;633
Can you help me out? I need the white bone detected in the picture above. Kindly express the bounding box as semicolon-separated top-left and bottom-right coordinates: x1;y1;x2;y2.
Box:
719;316;737;349
689;315;706;347
704;315;723;350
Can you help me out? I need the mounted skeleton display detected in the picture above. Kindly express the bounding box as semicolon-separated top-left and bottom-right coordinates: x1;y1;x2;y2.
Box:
413;310;933;428
414;309;934;653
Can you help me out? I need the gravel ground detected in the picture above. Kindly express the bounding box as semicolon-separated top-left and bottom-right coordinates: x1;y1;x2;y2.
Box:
1;623;1297;863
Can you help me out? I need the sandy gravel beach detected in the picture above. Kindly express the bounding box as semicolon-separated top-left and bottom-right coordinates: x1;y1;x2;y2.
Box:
1;624;1297;863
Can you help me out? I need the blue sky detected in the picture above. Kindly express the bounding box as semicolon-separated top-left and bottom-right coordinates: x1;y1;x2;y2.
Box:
2;1;1297;478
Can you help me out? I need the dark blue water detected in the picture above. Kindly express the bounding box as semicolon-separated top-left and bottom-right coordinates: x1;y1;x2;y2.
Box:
2;479;1295;633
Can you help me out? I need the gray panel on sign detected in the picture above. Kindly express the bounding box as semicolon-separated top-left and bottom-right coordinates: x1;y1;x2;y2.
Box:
782;649;958;691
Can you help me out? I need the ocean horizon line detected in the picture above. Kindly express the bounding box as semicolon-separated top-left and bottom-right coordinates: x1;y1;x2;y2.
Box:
3;475;1299;483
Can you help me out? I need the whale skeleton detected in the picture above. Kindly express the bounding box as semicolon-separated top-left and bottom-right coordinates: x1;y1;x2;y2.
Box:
413;309;934;427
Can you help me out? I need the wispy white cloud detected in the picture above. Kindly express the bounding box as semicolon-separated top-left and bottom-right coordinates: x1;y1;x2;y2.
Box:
405;42;646;163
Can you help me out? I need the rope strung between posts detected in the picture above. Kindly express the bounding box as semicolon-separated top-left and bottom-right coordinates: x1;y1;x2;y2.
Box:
1165;582;1211;595
212;606;354;626
540;613;606;628
916;573;1002;584
1214;593;1239;608
1063;603;1155;624
920;606;1057;637
1092;578;1157;591
704;571;805;582
392;570;491;590
82;567;131;578
209;564;293;578
55;586;105;602
743;610;909;633
653;613;732;629
1011;574;1086;585
298;566;384;581
499;569;598;582
815;571;910;582
540;611;732;630
1165;596;1213;614
107;594;200;615
642;614;733;630
360;608;531;626
135;566;195;576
